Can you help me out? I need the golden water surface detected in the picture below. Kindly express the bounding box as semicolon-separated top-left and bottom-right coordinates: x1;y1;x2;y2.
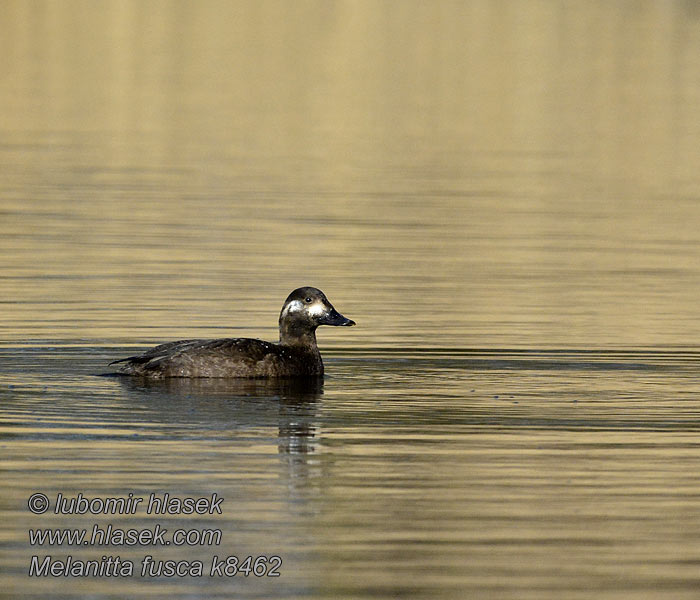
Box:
2;2;700;599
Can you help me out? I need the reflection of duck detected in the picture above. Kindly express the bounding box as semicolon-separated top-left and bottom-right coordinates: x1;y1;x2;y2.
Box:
113;375;323;455
110;287;355;378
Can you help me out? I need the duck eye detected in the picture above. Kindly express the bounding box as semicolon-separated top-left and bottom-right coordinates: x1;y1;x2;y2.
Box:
305;297;312;303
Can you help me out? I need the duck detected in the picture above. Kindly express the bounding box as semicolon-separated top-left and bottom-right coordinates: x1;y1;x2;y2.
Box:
110;287;355;378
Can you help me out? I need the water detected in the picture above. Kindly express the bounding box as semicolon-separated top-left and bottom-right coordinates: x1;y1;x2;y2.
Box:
2;1;700;598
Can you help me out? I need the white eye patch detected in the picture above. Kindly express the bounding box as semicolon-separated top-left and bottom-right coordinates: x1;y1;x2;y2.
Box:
307;301;327;317
282;300;304;317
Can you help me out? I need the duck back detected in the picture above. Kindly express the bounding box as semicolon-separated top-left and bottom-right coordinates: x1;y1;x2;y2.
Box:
111;338;323;378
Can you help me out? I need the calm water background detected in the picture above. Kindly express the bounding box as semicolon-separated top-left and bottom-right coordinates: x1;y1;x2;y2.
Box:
2;1;700;598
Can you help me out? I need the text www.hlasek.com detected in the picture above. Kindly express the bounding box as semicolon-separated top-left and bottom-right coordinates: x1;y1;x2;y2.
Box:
29;524;221;547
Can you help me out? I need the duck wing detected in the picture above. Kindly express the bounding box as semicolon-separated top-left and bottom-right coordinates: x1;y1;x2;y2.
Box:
110;338;279;377
109;339;203;366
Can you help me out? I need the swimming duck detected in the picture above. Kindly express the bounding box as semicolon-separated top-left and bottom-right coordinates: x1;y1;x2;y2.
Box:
110;287;355;378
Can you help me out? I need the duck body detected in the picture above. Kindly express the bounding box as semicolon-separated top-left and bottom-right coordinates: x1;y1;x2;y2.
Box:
112;337;323;378
110;287;354;379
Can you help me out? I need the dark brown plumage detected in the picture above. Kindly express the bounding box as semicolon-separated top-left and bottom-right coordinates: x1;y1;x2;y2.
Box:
110;287;355;378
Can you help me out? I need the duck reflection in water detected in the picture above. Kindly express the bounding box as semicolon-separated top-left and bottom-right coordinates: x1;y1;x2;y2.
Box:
114;375;323;455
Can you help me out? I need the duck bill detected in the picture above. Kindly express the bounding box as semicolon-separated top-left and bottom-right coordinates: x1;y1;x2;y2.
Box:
320;308;355;327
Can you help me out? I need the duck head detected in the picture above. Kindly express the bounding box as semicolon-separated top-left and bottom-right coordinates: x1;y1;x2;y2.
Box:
279;287;355;346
